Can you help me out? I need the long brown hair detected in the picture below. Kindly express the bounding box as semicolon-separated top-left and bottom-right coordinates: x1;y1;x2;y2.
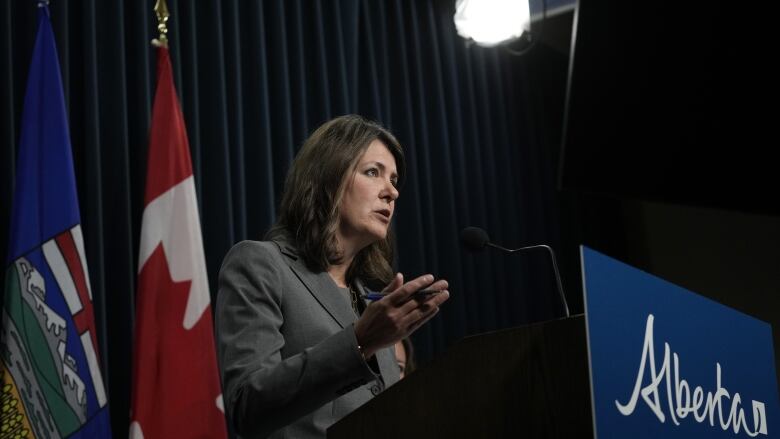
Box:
266;115;405;289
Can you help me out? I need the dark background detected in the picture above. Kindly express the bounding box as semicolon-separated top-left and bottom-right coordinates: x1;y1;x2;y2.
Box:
555;0;780;394
2;0;779;436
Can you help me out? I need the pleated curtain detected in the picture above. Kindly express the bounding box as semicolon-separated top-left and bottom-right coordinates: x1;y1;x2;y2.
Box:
1;0;564;435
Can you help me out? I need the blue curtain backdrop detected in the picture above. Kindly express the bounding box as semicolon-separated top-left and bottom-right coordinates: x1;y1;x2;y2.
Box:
1;0;568;435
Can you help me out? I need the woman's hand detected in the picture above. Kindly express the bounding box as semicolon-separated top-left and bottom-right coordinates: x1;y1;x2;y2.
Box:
354;273;449;358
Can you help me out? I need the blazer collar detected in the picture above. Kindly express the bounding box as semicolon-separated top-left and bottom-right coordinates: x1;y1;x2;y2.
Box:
272;238;400;385
272;238;356;329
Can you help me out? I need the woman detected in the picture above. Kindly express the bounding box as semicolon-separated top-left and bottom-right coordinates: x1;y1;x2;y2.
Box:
394;337;416;379
216;115;449;439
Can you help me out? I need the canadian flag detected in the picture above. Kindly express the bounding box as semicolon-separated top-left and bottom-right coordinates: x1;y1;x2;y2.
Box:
129;47;227;439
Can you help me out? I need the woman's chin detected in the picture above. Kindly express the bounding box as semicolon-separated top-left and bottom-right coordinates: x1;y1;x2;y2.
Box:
363;228;388;245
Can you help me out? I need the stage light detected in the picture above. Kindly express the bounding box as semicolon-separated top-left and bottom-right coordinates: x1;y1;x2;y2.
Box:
453;0;531;47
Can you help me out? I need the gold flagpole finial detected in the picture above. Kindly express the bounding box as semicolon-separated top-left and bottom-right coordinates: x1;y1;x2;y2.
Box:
152;0;170;48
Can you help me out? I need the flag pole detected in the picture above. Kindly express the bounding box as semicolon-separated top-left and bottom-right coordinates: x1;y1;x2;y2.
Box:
152;0;170;48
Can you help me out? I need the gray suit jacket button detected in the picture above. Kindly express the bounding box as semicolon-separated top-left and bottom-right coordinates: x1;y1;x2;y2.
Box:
370;384;381;395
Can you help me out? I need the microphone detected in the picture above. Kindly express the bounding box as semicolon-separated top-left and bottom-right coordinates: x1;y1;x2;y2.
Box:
460;227;571;318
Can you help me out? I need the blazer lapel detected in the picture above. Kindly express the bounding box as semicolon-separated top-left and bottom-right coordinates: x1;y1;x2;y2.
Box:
275;240;355;329
376;347;401;387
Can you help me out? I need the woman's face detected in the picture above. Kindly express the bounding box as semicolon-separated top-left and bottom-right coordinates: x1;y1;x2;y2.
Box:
337;139;399;251
394;341;407;379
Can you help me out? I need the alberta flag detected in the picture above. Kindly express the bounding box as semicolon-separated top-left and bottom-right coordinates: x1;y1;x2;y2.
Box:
0;5;112;439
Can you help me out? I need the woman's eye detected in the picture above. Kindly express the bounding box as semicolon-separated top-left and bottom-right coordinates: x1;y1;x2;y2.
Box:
366;168;378;177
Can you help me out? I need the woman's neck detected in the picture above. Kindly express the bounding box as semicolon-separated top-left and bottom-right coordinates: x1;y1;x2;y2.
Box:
328;233;362;287
327;257;354;288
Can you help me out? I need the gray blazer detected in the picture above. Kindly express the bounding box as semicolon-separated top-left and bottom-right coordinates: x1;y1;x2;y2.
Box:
216;239;400;439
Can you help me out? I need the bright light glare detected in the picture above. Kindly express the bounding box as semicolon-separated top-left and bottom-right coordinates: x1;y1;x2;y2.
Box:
454;0;531;47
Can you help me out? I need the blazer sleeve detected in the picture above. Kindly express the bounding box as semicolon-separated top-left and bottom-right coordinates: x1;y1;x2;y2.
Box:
215;241;379;438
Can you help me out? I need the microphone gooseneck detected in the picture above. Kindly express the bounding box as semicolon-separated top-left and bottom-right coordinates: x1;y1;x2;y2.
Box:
460;227;571;318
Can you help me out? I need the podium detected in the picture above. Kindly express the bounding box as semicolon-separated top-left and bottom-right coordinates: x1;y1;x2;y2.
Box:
328;316;594;438
330;247;780;438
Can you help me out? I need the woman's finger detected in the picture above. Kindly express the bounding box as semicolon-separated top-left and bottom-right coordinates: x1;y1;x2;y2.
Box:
381;272;404;293
405;307;441;336
396;280;449;314
400;290;449;328
387;274;435;305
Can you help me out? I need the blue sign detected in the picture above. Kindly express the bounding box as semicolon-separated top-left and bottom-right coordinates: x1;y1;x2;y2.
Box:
582;246;780;438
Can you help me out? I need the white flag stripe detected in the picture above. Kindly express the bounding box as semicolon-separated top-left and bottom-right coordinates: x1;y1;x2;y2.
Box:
129;422;145;439
70;225;93;301
138;176;211;330
80;331;107;407
42;240;83;315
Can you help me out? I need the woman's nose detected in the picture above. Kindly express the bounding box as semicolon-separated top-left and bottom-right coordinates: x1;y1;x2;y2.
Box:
382;180;399;201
